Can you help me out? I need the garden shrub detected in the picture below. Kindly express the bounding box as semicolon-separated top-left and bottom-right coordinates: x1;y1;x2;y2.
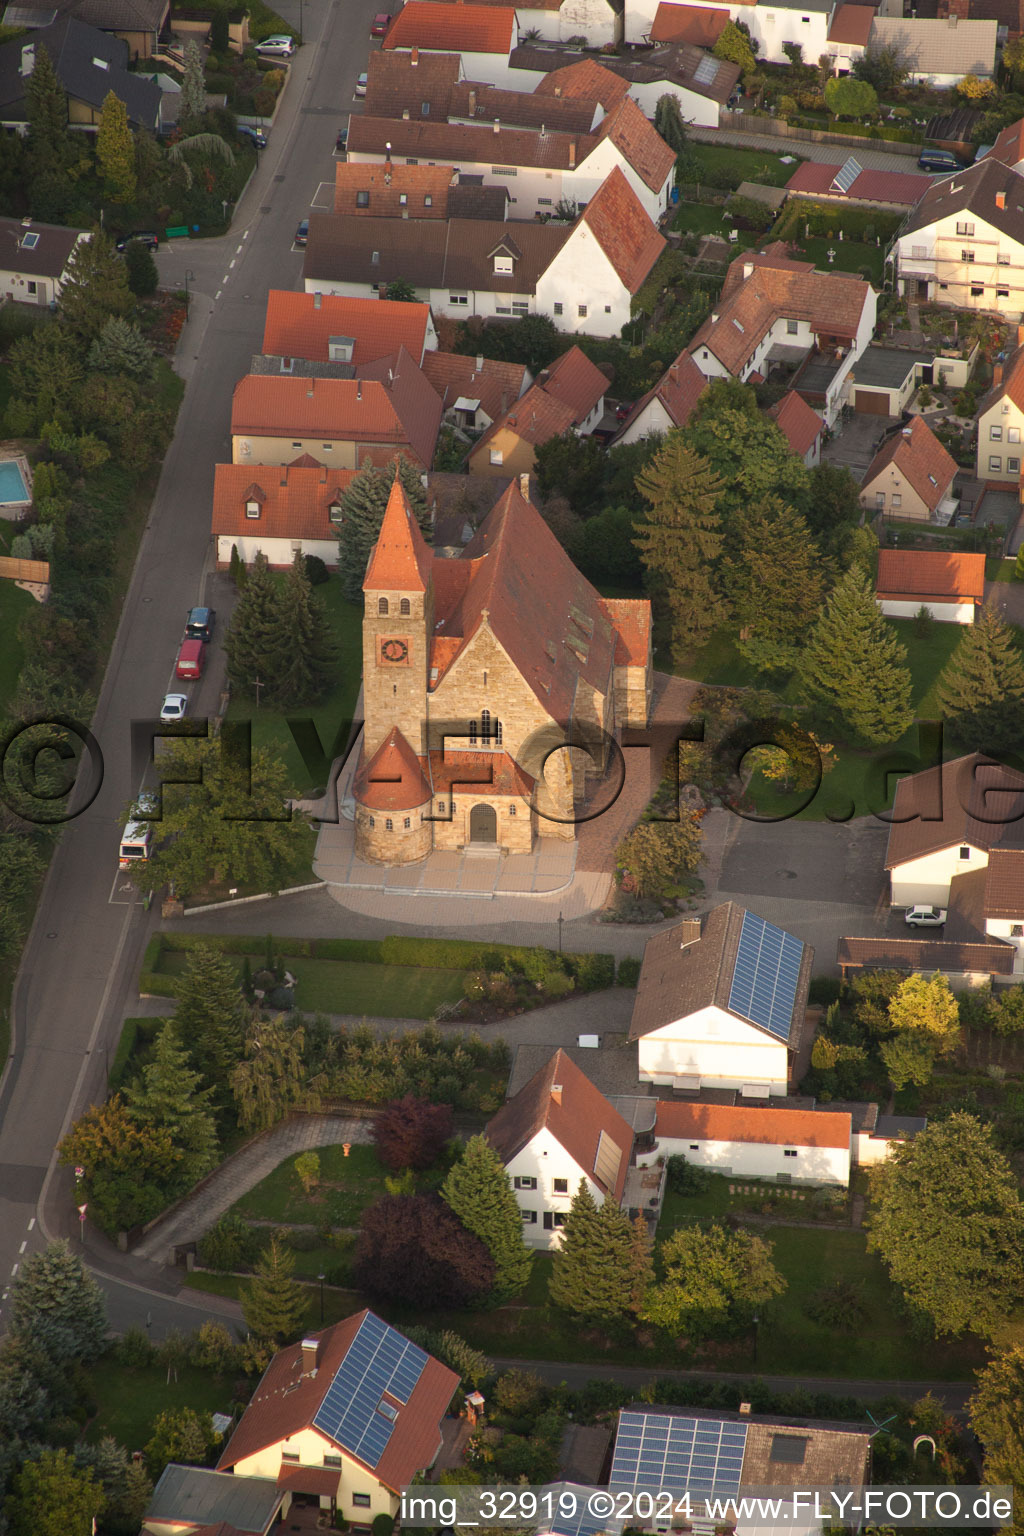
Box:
617;956;642;987
665;1153;711;1195
197;1213;262;1272
808;976;842;1006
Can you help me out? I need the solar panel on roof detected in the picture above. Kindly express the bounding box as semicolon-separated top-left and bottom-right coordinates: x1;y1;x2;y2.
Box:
312;1313;429;1468
727;909;804;1041
693;54;719;84
610;1412;748;1497
832;156;862;195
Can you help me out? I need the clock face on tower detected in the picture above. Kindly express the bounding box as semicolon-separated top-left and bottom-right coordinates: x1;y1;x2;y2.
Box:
379;636;410;665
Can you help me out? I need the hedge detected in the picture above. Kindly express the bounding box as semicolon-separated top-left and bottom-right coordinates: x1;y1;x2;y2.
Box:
616;956;642;988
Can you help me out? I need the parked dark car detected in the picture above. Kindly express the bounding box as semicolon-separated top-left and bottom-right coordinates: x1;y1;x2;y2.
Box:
294;218;309;247
336;127;348;153
185;606;216;643
116;231;159;251
237;124;268;148
918;148;962;173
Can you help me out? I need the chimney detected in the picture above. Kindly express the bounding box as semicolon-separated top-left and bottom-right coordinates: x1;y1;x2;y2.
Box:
410;45;419;64
994;359;1004;387
519;471;530;501
493;117;500;133
550;1081;563;1106
669;363;678;381
476;353;484;369
19;43;34;76
357;381;362;401
677;916;702;947
314;291;322;310
569;141;576;169
554;84;562;96
540;122;546;136
300;1338;319;1375
307;381;314;397
469;87;477;114
739;1402;752;1416
742;261;754;279
997;190;1007;210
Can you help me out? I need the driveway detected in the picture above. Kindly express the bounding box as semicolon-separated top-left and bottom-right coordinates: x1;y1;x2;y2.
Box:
823;412;897;481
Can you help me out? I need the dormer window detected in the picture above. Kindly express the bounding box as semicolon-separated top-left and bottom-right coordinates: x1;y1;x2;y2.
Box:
329;336;355;363
378;597;389;614
399;193;408;206
494;254;513;274
280;356;294;373
245;499;260;519
356;191;370;208
329;500;344;523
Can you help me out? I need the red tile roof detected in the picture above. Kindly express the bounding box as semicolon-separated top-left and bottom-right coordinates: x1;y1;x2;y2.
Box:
876;549;986;603
989;116;1024;168
334;160;456;218
649;2;729;45
485;1048;633;1202
383;1;516;54
579;165;666;293
596;94;677;193
618;348;707;438
533;58;630;110
450;78;598;132
826;3;876;44
768;390;823;459
426;747;535;797
602;597;651;666
785;159;929;208
363;474;433;591
537;345;609;418
355;727;433;809
212;463;357;543
861;417;957;514
346;112;594;171
885;754;1024;870
276;1467;343;1496
217;1312;458;1492
471;346;607;457
980;340;1024;417
262;290;432;367
421;350;528;422
983;848;1024;917
655;1100;853;1151
364;48;463;117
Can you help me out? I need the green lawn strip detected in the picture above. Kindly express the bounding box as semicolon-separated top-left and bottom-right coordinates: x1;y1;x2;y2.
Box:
225;577;362;796
989;561;1018;583
888;616;963;719
792;238;882;284
86;1356;235;1451
232;1144;396;1226
689;144;799;189
155;949;467;1018
673;202;734;237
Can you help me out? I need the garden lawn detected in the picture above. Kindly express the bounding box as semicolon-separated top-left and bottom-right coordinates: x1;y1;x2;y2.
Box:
156;949;467;1017
86;1355;233;1451
791;237;883;285
688;144;799;189
232;1143;398;1226
673;201;734;237
225;575;362;796
889;615;963;719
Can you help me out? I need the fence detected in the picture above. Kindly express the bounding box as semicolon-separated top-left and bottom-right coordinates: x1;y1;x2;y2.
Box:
0;555;48;583
703;115;922;157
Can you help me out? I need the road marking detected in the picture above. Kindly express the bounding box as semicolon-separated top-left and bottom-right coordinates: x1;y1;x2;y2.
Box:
229;258;236;269
215;290;222;300
10;1263;17;1276
235;243;243;254
18;1240;26;1253
27;1217;34;1231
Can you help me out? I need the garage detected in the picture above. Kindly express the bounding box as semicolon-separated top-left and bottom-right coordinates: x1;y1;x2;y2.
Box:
854;389;892;414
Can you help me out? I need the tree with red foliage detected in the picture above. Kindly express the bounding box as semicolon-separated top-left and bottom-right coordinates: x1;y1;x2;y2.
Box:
373;1094;454;1172
354;1194;494;1309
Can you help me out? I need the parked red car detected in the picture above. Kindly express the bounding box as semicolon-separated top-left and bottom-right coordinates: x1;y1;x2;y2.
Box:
370;11;391;35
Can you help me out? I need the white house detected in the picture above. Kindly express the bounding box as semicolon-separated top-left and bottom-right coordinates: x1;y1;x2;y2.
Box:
211;460;358;569
688;247;877;426
382;1;519;87
875;548;985;624
629;904;814;1096
637;1101;853;1186
825;3;874;73
485;1047;634;1248
614;348;708;445
625;0;832;62
0;217;89;305
866;14;997;88
894;157;1024;317
975;338;1024;485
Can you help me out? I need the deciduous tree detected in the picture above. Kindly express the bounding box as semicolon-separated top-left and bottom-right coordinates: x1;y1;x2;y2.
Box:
534;430;608;515
58;1096;180;1231
231;1013;311;1132
336;457;430;599
866;1113;1024;1338
145;1406;221;1479
798;566;913;745
8;1240;106;1366
887;972;960;1049
9;1447;104;1536
969;1346;1024;1533
615;816;702;900
241;1236;308;1344
633;434;724;656
374;1094;454;1171
96;90;136;201
684;381;810;526
124;1021;220;1189
642;1222;785;1338
355;1193;495;1308
441;1134;533;1299
824;75;877;118
935;605;1024;754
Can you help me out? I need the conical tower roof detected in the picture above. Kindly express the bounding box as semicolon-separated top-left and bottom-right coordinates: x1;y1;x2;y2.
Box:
362;474;432;593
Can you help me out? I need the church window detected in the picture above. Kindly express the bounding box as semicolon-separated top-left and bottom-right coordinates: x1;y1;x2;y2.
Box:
385;818;393;830
481;710;503;745
404;817;411;828
509;804;516;816
378;597;389;615
400;598;410;615
369;816;375;827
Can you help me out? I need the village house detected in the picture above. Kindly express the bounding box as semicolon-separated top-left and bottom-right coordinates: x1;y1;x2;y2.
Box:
382;2;520;87
0;17;162;131
784;157;931;213
230;354;443;470
211;460;357;570
335;160;471;219
448;76;604;132
976;336;1024;484
637;1101;853;1186
0;217;88;306
866;14;997;85
262;290;437;367
352;474;651;861
630;905;814;1097
647;2;729;47
363;50;607;132
302;167;666;337
345;94;677;223
874;548;986;623
511;40;741;126
846;344;974;417
614;348;708;444
825;3;874;72
767;389;824;466
893;156;1024;316
467;345;609;475
39;0;171;60
858;416;959;523
364;46;465;116
533;56;631;111
484;1048;634;1248
509;0;625;48
688;248;877;426
421;350;531;435
623;0;833;63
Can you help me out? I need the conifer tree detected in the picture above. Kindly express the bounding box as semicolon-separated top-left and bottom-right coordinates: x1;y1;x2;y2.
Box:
241;1236;308;1343
8;1240;106;1366
88;315;154;377
336;457;430;599
935;604;1024;754
441;1135;533;1300
627;1213;654;1317
96;90;136;202
173;944;250;1111
57;229;133;342
25;45;70;169
549;1181;634;1322
633;433;724;658
723;496;825;673
268;547;338;707
225;551;281;701
124;1022;220;1189
798;566;913;745
179;39;207;132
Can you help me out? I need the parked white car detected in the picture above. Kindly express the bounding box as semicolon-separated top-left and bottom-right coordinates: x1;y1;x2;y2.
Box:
160;693;188;722
904;905;947;928
256;34;295;55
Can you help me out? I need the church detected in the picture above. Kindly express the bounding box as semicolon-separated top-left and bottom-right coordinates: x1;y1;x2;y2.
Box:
352;474;653;863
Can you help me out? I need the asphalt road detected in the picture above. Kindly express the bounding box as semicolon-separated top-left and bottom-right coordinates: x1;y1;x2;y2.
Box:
0;0;382;1329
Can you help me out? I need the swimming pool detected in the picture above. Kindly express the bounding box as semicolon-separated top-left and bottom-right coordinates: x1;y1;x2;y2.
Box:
0;458;29;505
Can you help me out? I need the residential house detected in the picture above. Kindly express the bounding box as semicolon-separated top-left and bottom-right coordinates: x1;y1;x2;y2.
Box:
213;1312;458;1524
467;0;625;47
512;40;741;127
532;56;631;112
637;1101;853;1185
825;3;875;73
467;344;609;474
484;1048;634;1247
352;475;652;861
211;460;358;569
0;17;162;131
847;344;974;416
875;548;986;623
449;77;604;132
784;157;931;213
382;2;519;87
0;217;88;305
894;156;1024;316
858;416;958;523
303;168;666;337
346;94;677;224
38;0;170;61
767;389;824;466
364;47;464;117
262;290;437;367
230;354;443;470
647;3;730;47
866;14;997;86
623;0;834;64
976;337;1024;484
986;115;1024;174
613;347;708;444
421;350;531;434
334;159;510;221
144;1465;283;1536
629;905;814;1096
687;247;877;426
608;1406;870;1536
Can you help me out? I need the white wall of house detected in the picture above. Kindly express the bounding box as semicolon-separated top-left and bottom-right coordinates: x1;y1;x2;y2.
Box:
636;1005;791;1094
877;597;975;624
616;394;674;444
624;0;828;58
889;843;988;907
503;1126;605;1248
897;209;1024;319
616;76;721;126
984;915;1024;973
852;1132;904;1165
348;145;566;218
537;224;635;334
976;392;1024;483
559;0;623;45
575;136;671;222
232;1428;401;1521
637;1134;850;1185
215;533;340;568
